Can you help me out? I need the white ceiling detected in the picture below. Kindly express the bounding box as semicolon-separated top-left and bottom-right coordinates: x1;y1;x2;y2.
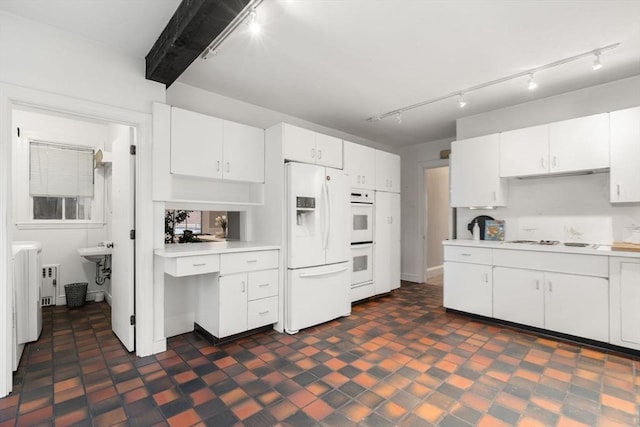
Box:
1;0;639;147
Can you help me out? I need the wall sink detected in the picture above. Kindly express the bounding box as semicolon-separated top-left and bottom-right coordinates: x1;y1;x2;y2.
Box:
78;246;112;263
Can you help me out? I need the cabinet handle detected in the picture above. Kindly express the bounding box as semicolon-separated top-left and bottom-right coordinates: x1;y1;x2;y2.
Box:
259;310;270;315
318;149;322;159
390;216;393;224
192;263;206;267
389;179;393;188
226;162;230;173
362;176;366;184
246;259;258;263
552;156;558;168
357;175;361;184
617;184;621;196
311;148;315;158
216;161;220;172
535;279;540;290
483;273;489;283
242;281;246;292
259;283;270;287
492;191;496;201
540;158;546;169
548;281;552;292
460;253;471;257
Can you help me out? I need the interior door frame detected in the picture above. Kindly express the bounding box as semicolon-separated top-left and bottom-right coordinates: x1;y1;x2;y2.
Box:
418;159;453;284
0;83;154;397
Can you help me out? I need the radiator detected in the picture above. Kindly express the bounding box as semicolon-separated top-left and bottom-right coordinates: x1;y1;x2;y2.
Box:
41;264;58;306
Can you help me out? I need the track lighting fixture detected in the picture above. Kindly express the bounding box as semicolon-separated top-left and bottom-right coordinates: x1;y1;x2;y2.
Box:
593;52;603;70
458;93;467;108
247;8;260;34
366;42;619;123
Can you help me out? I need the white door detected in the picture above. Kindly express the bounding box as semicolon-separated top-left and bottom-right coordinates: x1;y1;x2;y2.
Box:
110;124;135;351
222;120;264;183
610;107;640;203
499;124;549;177
218;274;248;337
549;113;609;173
287;163;324;268
390;193;401;290
493;267;544;327
544;272;608;342
374;192;391;294
325;168;350;265
443;261;492;317
620;262;640;345
315;133;343;169
283;124;316;164
375;150;401;192
344;141;375;190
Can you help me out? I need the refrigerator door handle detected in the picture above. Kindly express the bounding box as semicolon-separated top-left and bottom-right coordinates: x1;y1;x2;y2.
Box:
322;179;330;249
299;266;349;278
325;177;331;249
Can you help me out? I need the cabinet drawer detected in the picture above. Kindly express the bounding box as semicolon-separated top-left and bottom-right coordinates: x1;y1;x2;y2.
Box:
444;246;492;264
165;254;220;277
247;296;278;329
248;269;278;300
221;250;278;275
493;249;608;277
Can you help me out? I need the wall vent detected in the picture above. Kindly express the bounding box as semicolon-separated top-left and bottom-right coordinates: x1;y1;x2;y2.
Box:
41;264;59;306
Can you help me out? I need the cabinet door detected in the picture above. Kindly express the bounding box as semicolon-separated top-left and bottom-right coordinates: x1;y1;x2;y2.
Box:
619;262;640;346
282;124;316;164
549;113;609;173
443;261;492;317
450;134;506;207
222;120;265;183
315;133;343;169
610;107;640;202
218;274;248;337
170;107;223;178
544;272;608;342
390;193;401;290
374;193;391;294
499;124;549;177
375;150;401;192
344;141;375;189
493;267;544;328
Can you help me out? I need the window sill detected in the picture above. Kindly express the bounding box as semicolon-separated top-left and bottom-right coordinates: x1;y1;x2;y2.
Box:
15;221;106;230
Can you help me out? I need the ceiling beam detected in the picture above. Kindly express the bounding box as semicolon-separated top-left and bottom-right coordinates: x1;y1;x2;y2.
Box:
146;0;250;87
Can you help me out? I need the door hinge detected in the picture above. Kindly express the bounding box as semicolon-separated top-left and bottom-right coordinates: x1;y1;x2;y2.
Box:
129;229;135;240
17;127;20;137
130;145;136;155
130;315;135;325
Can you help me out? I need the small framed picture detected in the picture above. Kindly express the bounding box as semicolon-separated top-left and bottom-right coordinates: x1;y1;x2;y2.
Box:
484;220;505;241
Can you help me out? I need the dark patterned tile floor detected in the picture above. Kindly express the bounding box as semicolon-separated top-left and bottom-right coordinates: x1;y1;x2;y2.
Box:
2;281;639;426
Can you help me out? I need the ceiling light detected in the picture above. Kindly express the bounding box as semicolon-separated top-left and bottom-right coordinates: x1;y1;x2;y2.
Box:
458;93;467;108
365;42;619;123
593;52;603;70
396;112;402;124
247;8;260;34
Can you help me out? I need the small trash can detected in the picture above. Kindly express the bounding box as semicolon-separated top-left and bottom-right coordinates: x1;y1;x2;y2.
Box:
65;282;88;308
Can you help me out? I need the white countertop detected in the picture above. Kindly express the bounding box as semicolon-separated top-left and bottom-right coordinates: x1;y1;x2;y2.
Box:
155;241;279;258
443;239;640;258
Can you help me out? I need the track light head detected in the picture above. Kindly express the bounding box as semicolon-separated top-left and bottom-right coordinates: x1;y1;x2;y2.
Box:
247;8;260;34
527;74;538;91
593;52;603;70
458;93;467;108
396;112;403;124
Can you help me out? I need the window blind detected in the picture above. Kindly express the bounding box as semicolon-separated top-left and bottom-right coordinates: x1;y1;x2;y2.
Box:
29;141;94;198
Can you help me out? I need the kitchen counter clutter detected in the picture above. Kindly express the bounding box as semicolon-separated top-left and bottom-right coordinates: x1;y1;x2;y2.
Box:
443;239;640;352
156;242;280;343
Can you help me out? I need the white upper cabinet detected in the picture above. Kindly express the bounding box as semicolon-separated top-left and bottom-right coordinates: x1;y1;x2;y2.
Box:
610;107;640;203
375;150;401;193
170;106;223;179
344;141;375;189
548;113;609;173
223;120;265;183
282;123;342;168
499;124;549;177
170;107;265;183
450;133;506;207
498;113;609;178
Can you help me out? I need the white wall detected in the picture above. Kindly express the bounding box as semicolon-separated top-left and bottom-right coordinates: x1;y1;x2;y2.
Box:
425;167;449;274
12;108;110;303
455;75;640;242
399;138;453;283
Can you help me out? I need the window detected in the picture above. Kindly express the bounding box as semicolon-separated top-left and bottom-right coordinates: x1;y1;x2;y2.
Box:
29;141;94;220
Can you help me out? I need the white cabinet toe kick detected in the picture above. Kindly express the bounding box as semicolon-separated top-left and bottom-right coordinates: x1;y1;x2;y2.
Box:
443;241;640;354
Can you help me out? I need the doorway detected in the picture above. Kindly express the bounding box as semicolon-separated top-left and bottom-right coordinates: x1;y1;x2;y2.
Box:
424;166;450;284
9;106;136;352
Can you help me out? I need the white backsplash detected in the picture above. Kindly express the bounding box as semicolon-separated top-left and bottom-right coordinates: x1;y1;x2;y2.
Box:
504;215;612;244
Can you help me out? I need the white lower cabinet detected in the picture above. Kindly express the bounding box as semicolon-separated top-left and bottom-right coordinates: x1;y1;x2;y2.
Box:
443;261;493;317
195;250;279;339
493;267;608;342
609;258;640;350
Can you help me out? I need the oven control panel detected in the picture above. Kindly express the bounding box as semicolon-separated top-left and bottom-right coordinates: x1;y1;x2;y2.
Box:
350;190;374;203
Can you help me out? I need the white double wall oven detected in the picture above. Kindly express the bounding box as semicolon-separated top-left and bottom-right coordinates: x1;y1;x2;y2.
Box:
350;190;374;298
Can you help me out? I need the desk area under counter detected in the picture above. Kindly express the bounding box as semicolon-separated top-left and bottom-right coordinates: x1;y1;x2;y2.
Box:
155;242;281;344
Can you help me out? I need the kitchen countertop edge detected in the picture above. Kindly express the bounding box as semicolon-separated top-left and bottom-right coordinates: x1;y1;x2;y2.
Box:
443;239;640;258
155;241;280;258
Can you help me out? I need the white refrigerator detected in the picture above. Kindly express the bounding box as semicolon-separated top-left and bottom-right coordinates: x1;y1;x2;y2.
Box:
285;162;351;333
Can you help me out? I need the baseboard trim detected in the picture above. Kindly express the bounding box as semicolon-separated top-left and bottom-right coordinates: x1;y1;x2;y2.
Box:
400;273;421;283
426;265;443;279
